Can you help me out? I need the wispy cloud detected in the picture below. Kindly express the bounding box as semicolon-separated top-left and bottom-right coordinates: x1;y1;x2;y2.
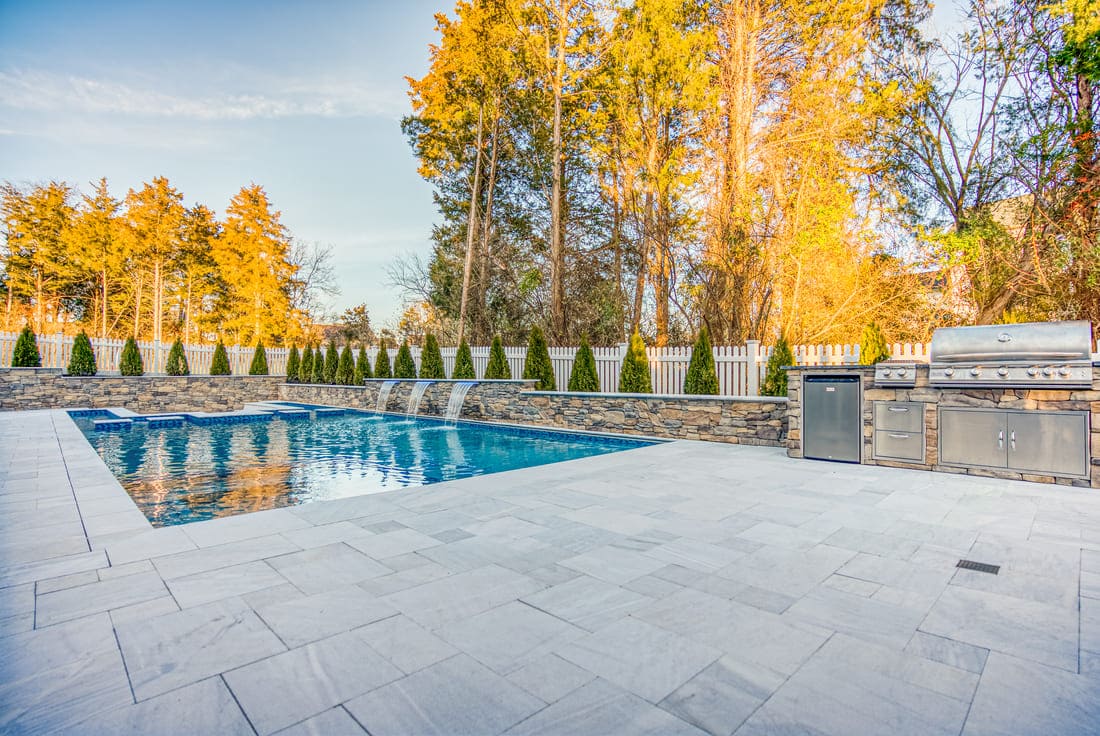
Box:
0;69;406;121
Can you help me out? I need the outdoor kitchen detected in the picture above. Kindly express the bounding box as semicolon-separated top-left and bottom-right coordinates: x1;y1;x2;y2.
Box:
786;321;1100;489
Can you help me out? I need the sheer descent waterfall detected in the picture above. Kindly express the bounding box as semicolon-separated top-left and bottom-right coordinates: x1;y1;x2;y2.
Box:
407;381;432;415
376;381;397;412
445;382;475;424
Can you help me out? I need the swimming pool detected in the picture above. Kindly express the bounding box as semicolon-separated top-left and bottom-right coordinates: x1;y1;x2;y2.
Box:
72;406;654;527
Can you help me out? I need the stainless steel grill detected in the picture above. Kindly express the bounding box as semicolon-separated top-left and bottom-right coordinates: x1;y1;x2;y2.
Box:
928;321;1094;388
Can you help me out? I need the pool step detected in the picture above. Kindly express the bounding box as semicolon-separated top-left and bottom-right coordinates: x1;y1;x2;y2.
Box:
93;418;133;432
145;415;185;428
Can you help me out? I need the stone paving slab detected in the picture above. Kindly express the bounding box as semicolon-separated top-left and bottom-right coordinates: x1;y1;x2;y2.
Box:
3;408;1100;735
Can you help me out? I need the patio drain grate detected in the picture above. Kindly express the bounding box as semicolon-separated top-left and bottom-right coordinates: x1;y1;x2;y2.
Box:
956;559;1000;575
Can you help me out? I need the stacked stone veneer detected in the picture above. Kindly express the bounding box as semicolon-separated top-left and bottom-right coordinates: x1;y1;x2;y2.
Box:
0;369;282;413
786;365;1100;488
280;379;788;446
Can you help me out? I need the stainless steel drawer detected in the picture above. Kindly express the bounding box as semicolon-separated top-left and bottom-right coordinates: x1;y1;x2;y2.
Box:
873;402;923;433
874;430;925;462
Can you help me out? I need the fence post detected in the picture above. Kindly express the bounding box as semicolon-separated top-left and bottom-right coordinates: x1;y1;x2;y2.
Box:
745;340;761;396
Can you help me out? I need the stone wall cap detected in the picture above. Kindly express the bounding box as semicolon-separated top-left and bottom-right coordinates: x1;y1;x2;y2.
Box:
524;390;787;404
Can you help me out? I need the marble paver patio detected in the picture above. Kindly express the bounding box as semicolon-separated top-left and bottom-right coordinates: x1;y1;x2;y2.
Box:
2;408;1100;735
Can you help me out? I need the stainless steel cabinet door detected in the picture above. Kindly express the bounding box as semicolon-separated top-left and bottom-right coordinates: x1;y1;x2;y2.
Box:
1007;411;1089;478
803;376;862;463
939;409;1007;469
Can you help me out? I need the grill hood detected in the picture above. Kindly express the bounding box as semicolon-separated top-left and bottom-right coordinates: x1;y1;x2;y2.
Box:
929;321;1094;364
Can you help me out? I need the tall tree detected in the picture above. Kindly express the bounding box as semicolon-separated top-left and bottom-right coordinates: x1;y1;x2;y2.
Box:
70;179;123;338
124;177;185;344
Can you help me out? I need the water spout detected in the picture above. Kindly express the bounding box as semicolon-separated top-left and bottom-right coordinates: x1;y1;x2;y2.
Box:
445;381;475;425
407;381;433;415
376;380;397;412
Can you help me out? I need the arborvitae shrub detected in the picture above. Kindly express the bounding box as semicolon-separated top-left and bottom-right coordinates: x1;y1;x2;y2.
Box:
210;341;231;375
484;335;511;379
311;346;325;383
165;338;190;376
859;322;891;365
394;341;417;378
336;345;355;385
762;334;793;396
324;339;339;383
452;339;475;379
618;331;652;393
249;341;269;375
419;333;445;379
522;326;556;390
12;325;41;367
374;341;392;378
684;326;719;395
568;335;599;392
67;331;97;376
354;346;371;383
298;344;313;382
120;337;144;376
285;345;300;383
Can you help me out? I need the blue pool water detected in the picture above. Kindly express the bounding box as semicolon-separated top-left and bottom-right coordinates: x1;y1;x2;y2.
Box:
73;408;653;527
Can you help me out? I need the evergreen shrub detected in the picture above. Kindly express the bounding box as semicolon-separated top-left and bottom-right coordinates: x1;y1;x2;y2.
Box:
452;339;475;379
324;339;339;383
12;325;40;367
311;346;325;383
249;341;269;375
120;337;144;376
618;331;652;393
522;326;555;390
419;333;445;379
567;335;599;392
394;341;417;378
67;331;97;376
285;345;300;383
684;326;719;395
484;335;511;379
299;344;313;382
859;322;891;365
210;341;231;375
165;338;190;376
354;346;371;383
762;335;793;396
336;345;355;385
374;340;392;378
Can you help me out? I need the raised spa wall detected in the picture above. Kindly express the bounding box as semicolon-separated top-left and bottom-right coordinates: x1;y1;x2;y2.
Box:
785;364;1100;488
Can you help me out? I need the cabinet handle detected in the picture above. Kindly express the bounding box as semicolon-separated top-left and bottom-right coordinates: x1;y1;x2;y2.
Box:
888;433;910;440
887;406;909;412
998;430;1004;449
1010;431;1016;451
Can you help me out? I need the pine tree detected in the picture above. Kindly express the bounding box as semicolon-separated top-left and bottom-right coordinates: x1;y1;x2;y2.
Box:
285;345;300;383
453;339;476;379
420;333;446;379
567;335;599;392
354;346;372;383
11;325;41;367
374;340;393;378
522;326;556;390
210;341;231;375
165;338;190;376
618;331;652;393
762;335;793;396
394;341;417;378
484;335;511;379
311;346;325;383
859;322;891;365
67;331;97;376
249;341;269;375
119;336;144;376
324;339;339;383
299;344;314;382
684;326;719;395
336;345;355;385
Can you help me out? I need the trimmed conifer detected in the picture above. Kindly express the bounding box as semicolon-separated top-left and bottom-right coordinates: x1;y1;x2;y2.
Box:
567;335;599;392
285;345;300;383
324;339;339;383
618;331;652;393
484;335;511;379
394;341;417;378
311;346;325;383
684;326;719;395
299;344;314;382
522;326;556;390
762;334;793;396
452;339;475;379
67;331;97;376
419;333;445;379
249;341;269;375
165;338;190;376
336;345;355;385
374;340;392;378
210;341;231;375
11;325;41;367
859;322;891;365
119;337;144;376
354;346;372;383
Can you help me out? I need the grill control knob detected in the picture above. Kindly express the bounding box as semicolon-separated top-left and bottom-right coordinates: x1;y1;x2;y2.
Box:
1027;366;1039;377
997;367;1009;377
881;369;892;377
969;367;982;377
897;368;907;377
1058;366;1071;377
943;367;955;377
1042;366;1054;376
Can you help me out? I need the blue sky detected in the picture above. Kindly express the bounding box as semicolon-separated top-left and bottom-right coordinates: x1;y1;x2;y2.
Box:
0;0;443;325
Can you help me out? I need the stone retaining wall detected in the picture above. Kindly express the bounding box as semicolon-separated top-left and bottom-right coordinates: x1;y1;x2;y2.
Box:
0;369;283;413
280;380;788;446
